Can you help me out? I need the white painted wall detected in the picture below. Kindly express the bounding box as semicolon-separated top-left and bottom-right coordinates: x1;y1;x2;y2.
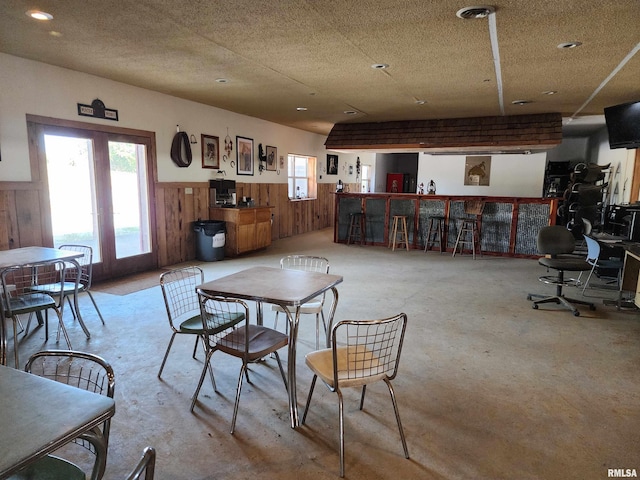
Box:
590;127;637;204
0;53;366;185
416;152;547;197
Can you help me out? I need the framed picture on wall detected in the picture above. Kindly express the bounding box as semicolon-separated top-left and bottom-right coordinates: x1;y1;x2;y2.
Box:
327;154;338;175
464;155;491;186
201;134;219;169
236;136;254;175
266;145;277;171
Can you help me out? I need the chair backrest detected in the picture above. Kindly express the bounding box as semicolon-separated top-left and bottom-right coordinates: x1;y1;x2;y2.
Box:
280;255;329;274
464;200;485;216
330;313;407;388
25;350;115;448
59;244;94;289
536;226;575;256
1;260;67;316
583;235;601;265
196;290;247;346
160;266;205;330
126;446;156;480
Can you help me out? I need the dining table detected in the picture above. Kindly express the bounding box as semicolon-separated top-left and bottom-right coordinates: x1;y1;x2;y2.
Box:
197;265;343;428
0;246;89;366
0;364;116;478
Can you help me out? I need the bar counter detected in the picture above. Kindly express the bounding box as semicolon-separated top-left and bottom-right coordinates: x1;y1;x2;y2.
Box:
334;193;559;257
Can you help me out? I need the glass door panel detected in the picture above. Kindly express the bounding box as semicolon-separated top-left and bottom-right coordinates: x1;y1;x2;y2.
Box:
108;141;151;259
44;134;102;262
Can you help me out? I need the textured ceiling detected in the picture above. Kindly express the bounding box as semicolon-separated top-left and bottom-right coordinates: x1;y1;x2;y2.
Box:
1;1;639;138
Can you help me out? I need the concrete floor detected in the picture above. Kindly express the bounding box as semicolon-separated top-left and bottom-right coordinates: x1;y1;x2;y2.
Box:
10;228;640;479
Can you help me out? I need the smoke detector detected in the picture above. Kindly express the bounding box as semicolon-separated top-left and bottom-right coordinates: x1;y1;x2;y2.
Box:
456;6;495;19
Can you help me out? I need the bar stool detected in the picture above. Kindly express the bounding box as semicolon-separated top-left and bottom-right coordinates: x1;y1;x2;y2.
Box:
347;212;365;245
388;215;409;251
452;201;484;259
424;215;445;253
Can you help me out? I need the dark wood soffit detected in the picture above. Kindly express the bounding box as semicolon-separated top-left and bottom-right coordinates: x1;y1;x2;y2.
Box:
325;113;563;152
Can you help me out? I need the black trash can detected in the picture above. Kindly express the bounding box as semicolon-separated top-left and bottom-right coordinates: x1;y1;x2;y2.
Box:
193;220;226;261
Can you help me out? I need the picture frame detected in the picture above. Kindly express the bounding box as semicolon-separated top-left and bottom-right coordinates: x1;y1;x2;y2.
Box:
327;154;338;175
201;134;220;169
464;155;491;186
266;145;277;171
236;136;254;175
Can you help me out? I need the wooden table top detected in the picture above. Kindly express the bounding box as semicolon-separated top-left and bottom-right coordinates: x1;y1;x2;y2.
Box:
0;246;82;270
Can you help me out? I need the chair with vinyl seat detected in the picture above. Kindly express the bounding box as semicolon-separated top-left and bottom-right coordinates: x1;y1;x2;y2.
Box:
125;446;156;480
272;255;330;350
1;261;72;368
27;245;104;339
191;291;288;434
8;350;115;480
158;266;210;380
579;235;624;293
527;225;595;316
302;313;410;478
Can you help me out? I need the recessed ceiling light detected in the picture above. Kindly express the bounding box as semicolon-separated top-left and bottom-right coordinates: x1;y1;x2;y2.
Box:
415;100;426;105
542;90;557;95
557;42;582;49
456;6;495;19
343;110;358;115
512;100;532;105
296;107;308;111
26;10;53;20
215;78;228;83
49;31;62;37
371;63;389;69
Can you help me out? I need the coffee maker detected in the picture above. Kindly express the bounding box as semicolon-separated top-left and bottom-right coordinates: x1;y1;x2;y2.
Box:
209;179;237;207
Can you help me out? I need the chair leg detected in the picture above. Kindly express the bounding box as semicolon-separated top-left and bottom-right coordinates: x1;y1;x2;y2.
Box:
359;384;367;410
301;374;318;425
338;390;345;478
85;291;106;324
12;316;19;368
158;333;177;378
273;351;288;391
230;363;248;434
53;307;72;349
384;378;410;459
190;349;215;412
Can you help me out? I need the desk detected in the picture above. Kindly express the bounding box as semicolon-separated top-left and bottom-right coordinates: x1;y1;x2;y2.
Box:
0;247;88;366
0;364;115;477
198;266;343;428
621;248;640;308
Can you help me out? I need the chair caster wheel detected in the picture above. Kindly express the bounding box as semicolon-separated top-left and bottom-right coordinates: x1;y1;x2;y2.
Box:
590;305;596;311
526;295;532;300
573;311;580;316
532;304;538;309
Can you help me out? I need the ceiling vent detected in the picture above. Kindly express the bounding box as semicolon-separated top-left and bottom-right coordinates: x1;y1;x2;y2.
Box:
456;6;495;19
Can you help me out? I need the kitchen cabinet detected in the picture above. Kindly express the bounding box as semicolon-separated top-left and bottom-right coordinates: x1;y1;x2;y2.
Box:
209;206;273;257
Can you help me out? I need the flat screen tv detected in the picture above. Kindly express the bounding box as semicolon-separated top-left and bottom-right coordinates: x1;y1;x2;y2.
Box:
604;100;640;149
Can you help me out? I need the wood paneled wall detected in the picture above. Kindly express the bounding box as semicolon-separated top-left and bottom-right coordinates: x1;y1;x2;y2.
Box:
0;180;346;269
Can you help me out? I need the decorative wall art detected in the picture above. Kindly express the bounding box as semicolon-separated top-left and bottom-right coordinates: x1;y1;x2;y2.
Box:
327;154;338;175
201;134;219;169
464;155;491;186
266;146;277;171
236;136;254;175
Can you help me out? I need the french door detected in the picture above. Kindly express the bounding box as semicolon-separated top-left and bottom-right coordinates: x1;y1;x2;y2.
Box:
30;119;157;280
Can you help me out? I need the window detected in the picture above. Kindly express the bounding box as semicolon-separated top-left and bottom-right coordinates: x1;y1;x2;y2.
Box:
361;164;371;192
288;154;317;199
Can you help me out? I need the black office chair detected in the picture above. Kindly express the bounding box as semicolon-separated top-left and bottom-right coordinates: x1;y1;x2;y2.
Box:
527;225;596;316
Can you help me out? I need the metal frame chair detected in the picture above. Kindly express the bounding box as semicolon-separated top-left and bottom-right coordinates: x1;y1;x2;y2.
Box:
191;292;288;433
579;235;624;293
272;255;330;349
302;313;410;477
158;266;208;380
125;446;156;480
57;244;105;324
8;350;115;480
1;261;72;367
